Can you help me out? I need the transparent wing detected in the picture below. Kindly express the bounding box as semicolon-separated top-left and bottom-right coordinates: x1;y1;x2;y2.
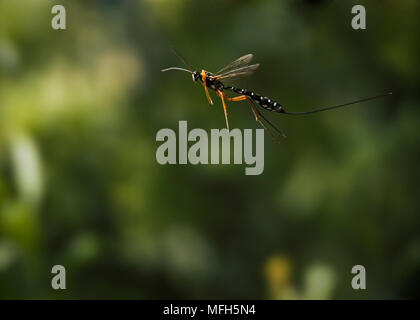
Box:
213;64;260;82
215;54;254;75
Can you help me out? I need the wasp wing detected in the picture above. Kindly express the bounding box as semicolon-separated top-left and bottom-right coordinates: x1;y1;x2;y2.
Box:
215;54;254;75
213;64;260;82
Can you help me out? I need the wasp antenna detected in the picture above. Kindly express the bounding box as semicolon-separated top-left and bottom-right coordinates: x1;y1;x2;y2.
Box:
161;67;192;73
170;46;194;71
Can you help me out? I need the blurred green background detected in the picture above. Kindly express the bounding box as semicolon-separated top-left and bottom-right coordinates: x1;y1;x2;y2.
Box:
0;0;419;299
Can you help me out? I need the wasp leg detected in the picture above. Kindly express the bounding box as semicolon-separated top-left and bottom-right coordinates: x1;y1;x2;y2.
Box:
247;99;280;144
246;98;286;143
201;70;213;105
227;95;248;102
217;90;230;131
226;95;286;140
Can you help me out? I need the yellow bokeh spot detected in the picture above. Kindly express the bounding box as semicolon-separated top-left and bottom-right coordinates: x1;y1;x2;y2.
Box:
265;255;291;287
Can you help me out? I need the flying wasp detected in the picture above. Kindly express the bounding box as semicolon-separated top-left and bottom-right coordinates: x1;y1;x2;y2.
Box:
162;49;392;143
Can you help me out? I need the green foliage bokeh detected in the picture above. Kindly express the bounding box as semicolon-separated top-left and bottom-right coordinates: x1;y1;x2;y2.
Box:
0;0;419;299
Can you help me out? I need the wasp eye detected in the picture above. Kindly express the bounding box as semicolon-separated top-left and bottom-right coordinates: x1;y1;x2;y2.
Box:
192;72;200;82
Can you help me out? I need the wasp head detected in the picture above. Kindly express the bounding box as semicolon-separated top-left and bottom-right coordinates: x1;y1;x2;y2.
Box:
192;71;201;82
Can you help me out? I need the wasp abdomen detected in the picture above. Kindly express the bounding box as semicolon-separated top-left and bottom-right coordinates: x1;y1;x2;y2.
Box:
226;86;284;113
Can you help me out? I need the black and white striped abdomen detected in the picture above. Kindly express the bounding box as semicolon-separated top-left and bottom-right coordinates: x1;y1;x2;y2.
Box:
225;86;284;113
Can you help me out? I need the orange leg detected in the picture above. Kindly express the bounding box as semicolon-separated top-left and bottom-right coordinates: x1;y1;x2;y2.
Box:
217;91;230;131
227;95;248;102
201;70;213;105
